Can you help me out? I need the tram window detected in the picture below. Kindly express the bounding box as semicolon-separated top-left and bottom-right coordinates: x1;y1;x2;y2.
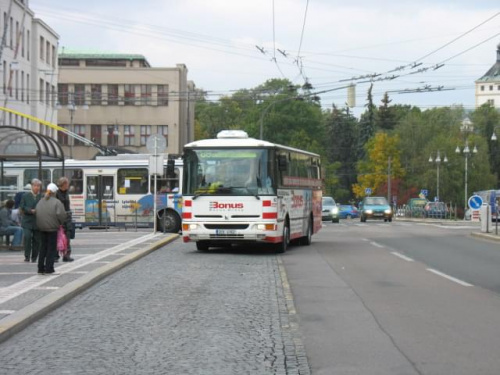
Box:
151;167;180;193
53;168;83;194
117;168;148;195
23;169;50;189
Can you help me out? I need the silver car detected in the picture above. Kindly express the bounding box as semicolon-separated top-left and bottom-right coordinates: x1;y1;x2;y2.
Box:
322;196;339;223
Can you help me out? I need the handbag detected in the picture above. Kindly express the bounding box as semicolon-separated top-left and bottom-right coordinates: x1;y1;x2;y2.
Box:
57;225;68;256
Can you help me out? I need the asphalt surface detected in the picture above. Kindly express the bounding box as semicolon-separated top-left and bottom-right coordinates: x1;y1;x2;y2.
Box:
283;220;500;375
0;240;309;375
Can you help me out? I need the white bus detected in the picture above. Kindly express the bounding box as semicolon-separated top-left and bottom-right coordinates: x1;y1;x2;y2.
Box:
1;154;183;232
181;130;322;252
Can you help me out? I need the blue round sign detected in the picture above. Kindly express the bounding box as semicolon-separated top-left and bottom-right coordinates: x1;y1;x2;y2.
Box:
468;195;483;210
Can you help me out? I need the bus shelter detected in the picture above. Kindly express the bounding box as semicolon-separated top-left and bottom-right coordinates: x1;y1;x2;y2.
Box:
0;126;65;196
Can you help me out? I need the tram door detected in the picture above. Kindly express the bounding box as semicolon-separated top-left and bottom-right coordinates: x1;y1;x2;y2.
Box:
86;175;115;226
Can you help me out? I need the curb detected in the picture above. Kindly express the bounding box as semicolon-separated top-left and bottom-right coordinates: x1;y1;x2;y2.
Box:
0;234;179;344
471;232;500;242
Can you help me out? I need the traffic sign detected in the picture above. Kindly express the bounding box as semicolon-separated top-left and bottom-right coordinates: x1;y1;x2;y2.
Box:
146;134;166;154
468;195;483;210
420;189;428;197
365;188;372;195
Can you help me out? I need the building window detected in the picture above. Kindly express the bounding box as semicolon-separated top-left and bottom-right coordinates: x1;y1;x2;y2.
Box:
74;125;86;146
487;99;495;106
40;36;44;61
51;85;56;107
74;84;85;105
9;17;13;48
21;71;24;101
58;84;68;105
157;85;168;106
15;21;18;49
46;41;50;64
490;85;494;91
124;125;135;146
46;82;50;104
52;45;56;67
481;85;484;91
124;84;135;105
2;60;5;94
21;30;25;58
58;125;69;145
140;125;151;145
107;125;119;146
91;125;102;144
107;84;118;105
140;84;151;105
158;125;168;147
91;84;101;105
15;70;18;100
26;73;29;103
39;78;44;103
26;30;30;61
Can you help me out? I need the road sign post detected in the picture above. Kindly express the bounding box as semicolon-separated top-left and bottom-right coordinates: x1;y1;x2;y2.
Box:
147;134;167;233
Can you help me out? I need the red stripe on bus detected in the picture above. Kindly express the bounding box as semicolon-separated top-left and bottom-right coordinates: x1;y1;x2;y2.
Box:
262;200;272;207
265;236;283;243
182;212;192;219
184;200;192;207
263;212;277;219
290;233;302;240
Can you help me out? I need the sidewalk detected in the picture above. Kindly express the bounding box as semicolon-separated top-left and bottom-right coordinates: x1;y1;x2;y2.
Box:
0;228;178;343
395;217;481;227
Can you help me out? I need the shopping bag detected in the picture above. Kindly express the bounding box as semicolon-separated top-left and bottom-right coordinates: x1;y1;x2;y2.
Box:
57;225;68;256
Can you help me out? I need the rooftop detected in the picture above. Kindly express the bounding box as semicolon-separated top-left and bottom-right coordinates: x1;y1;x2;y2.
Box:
476;43;500;83
59;52;151;67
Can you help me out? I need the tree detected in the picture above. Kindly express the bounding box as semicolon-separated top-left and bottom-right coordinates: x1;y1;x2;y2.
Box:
353;132;405;198
376;92;396;131
357;84;376;159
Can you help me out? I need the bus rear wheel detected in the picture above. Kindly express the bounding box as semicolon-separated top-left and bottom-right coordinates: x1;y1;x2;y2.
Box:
159;210;181;233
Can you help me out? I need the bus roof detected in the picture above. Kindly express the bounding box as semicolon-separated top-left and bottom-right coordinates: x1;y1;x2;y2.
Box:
184;136;320;158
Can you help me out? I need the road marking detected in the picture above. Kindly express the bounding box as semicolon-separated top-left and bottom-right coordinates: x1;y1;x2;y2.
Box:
0;233;161;305
426;268;473;287
34;286;60;290
0;272;35;275
391;252;414;262
0;310;15;314
370;241;384;248
361;238;370;242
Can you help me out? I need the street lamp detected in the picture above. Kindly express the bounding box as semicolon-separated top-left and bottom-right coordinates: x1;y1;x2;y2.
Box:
491;125;500;141
259;96;302;140
428;150;447;201
456;117;477;211
57;98;89;159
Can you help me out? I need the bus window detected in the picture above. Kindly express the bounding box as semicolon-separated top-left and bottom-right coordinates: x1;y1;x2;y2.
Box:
117;168;148;195
23;169;50;189
53;168;84;194
151;167;180;193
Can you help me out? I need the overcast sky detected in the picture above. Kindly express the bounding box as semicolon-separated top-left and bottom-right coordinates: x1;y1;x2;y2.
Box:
31;0;500;115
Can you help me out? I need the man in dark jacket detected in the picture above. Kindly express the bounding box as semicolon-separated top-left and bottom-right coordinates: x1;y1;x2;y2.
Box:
20;179;42;262
36;183;66;275
56;177;74;262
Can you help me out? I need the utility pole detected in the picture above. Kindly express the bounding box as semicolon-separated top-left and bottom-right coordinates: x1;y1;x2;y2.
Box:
387;156;391;204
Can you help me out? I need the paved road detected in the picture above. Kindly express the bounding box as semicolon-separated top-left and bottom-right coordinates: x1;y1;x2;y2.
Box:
283;220;500;375
0;240;309;375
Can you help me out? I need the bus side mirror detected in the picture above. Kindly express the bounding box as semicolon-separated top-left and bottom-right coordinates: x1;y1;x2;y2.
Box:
278;155;288;171
166;159;175;177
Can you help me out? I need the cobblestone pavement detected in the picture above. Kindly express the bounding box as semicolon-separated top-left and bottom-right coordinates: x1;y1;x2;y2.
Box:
0;241;310;375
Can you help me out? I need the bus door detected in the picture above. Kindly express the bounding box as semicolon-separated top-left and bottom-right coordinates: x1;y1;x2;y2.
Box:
86;175;115;226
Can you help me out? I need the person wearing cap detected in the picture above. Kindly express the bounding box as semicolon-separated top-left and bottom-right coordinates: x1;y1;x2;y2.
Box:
19;179;42;262
35;183;67;275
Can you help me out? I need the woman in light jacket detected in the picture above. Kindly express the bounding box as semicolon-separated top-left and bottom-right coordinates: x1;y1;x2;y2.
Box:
36;183;67;275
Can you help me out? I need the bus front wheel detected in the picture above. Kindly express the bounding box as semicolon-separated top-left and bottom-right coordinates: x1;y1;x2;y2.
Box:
275;224;289;254
159;210;181;233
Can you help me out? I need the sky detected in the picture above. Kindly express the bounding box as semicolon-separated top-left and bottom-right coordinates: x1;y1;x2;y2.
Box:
30;0;500;116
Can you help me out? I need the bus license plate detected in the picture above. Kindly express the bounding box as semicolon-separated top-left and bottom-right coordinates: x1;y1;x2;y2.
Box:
216;229;237;235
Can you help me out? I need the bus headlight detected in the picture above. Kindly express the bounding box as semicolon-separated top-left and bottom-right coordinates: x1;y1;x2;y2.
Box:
189;224;198;230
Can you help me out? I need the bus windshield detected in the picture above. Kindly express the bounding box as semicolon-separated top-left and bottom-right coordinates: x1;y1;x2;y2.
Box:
183;148;275;196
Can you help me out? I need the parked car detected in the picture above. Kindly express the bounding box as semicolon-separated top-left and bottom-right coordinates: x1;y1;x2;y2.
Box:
424;202;448;219
359;196;392;222
338;204;359;219
322;196;339;223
